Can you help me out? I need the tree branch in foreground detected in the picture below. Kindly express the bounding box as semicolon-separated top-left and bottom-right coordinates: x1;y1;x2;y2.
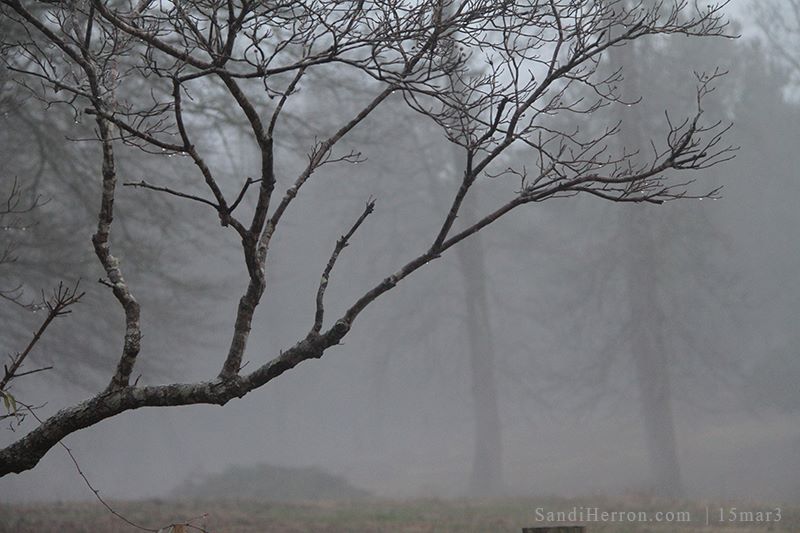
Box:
0;0;734;478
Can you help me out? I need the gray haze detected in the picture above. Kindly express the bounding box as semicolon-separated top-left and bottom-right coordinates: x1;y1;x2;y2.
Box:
1;0;798;504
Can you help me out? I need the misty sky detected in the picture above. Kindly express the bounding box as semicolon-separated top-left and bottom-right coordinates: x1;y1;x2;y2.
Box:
0;0;798;506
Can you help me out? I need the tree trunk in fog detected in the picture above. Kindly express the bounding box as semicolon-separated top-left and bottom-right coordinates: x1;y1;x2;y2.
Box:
625;207;683;497
452;156;504;496
617;35;683;497
441;0;503;493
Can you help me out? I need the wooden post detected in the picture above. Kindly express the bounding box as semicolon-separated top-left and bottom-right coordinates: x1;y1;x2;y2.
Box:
521;527;586;533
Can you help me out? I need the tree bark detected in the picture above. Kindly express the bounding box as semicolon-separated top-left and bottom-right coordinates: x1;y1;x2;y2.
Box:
0;330;334;476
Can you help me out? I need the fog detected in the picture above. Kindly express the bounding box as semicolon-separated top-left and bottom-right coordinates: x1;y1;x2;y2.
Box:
1;0;798;508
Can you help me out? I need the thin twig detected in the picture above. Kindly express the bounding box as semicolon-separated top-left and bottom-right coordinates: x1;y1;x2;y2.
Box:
313;198;376;333
123;180;220;210
18;399;211;533
0;282;84;393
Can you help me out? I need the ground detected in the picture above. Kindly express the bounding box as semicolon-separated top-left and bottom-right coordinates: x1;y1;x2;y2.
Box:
1;497;797;532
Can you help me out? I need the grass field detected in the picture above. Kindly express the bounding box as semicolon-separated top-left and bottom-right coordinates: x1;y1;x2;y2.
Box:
1;497;797;532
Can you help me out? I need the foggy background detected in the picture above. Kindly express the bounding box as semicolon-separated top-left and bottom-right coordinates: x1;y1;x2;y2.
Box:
1;0;798;504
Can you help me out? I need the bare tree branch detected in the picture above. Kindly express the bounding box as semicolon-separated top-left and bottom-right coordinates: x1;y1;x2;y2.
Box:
122;180;221;209
313;198;376;333
0;0;735;480
1;282;84;412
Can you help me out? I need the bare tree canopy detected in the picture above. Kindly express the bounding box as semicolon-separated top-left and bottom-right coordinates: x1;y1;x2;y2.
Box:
0;0;734;476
